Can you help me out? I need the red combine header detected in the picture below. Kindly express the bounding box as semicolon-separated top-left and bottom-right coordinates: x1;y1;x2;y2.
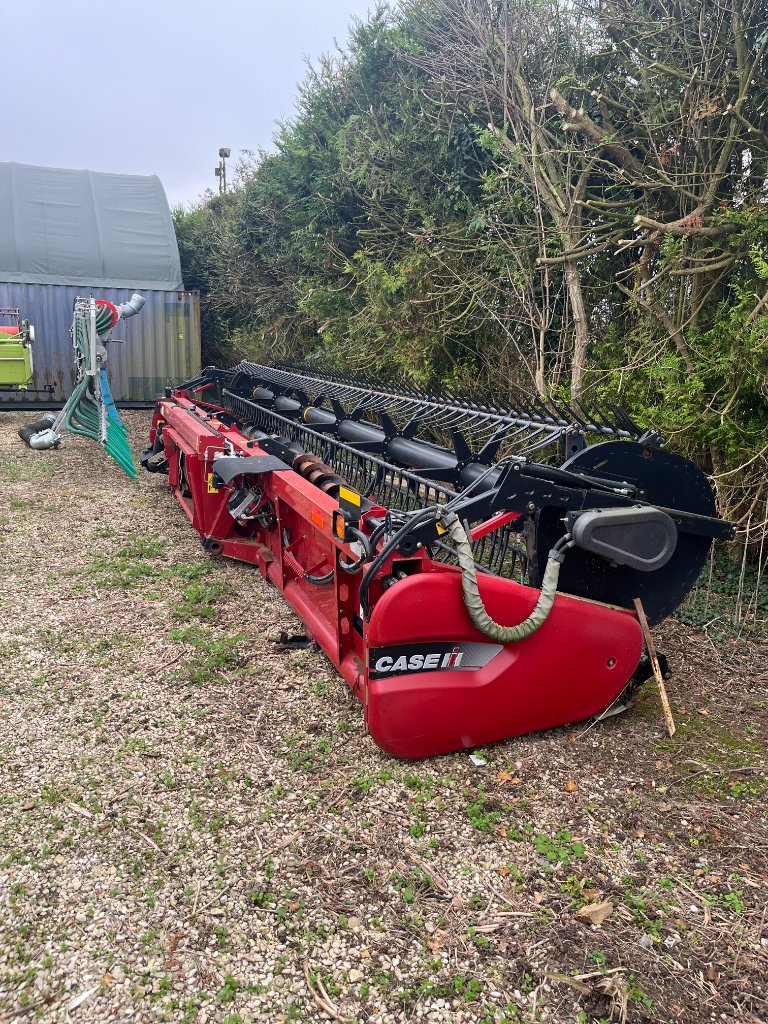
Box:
143;363;733;758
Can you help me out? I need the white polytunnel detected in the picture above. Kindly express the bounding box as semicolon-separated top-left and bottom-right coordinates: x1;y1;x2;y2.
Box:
0;162;183;290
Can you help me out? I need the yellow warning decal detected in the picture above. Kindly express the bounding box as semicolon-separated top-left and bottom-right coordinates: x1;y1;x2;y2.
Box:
435;521;448;535
338;485;361;508
207;473;219;494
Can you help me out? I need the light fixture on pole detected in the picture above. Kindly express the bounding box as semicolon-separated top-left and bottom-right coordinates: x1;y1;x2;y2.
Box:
216;147;231;195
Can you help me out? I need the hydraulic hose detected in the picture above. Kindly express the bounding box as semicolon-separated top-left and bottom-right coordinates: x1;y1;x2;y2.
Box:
338;526;372;575
440;510;570;643
359;506;439;619
304;570;334;585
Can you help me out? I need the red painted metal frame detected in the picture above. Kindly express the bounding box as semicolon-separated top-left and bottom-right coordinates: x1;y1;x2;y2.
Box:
150;392;644;759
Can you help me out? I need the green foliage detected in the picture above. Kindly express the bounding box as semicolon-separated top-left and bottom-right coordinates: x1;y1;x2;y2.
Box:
466;792;502;833
174;0;768;539
169;625;247;685
533;830;585;867
677;546;768;641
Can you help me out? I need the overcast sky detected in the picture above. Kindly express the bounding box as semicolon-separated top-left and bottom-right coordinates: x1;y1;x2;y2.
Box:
2;0;376;208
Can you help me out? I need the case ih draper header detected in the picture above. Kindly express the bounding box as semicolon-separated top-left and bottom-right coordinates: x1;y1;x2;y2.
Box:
142;362;733;758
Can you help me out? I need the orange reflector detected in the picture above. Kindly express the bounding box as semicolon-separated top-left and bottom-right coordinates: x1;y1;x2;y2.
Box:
311;509;324;529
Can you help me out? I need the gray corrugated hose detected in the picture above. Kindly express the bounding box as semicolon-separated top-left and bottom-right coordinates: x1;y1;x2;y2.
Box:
440;511;565;643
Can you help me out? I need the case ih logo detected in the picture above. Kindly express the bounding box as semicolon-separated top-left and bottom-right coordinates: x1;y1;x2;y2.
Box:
369;641;502;680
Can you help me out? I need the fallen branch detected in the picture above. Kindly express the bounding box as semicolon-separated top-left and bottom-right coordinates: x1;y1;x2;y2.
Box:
410;852;452;895
303;960;350;1022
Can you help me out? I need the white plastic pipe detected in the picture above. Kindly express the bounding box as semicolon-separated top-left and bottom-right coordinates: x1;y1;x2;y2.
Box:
117;293;145;319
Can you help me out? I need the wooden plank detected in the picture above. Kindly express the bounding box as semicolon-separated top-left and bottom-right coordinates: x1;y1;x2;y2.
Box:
633;597;676;737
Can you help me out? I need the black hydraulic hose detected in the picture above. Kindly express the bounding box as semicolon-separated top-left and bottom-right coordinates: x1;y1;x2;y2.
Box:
338;526;372;574
304;570;334;585
359;506;440;619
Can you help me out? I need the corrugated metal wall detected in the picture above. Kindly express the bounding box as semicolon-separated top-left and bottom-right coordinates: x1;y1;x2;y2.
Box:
0;283;201;406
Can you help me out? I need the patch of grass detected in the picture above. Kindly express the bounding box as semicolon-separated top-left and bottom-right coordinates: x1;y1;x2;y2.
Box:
468;927;493;951
169;625;246;685
92;538;168;589
627;977;654;1009
703;889;745;913
533;830;585;867
677;546;768;641
623;889;664;939
0;456;53;483
453;975;484;1002
478;1003;522;1023
215;972;239;1004
561;874;593;906
353;772;376;793
171;579;229;621
390;866;434;904
466;792;502;833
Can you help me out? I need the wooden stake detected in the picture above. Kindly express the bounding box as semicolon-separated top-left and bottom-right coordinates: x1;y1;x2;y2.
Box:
633;597;676;737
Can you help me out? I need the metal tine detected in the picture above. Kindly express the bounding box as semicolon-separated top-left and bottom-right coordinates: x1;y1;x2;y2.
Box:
498;432;541;459
451;402;499;431
608;403;642;437
430;408;482;432
605;403;635;436
240;364;644;457
500;389;552;423
576;400;618;434
461;418;497;439
490;528;504;575
377;393;421;417
497;527;513;576
392;397;427;419
590;401;625;434
573;399;615;434
519;427;568;455
477;420;530;461
401;404;433;431
412;403;459;426
487;530;498;570
536;394;575;426
446;407;493;429
549;399;588;429
486;387;535;419
525;394;567;426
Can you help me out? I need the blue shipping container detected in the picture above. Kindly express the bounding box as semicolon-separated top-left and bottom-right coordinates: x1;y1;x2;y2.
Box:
0;282;201;406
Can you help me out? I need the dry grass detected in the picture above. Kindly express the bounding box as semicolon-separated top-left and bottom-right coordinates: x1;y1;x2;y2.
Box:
0;410;766;1024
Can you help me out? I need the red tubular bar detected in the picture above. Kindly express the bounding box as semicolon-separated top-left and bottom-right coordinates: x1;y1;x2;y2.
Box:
149;392;643;759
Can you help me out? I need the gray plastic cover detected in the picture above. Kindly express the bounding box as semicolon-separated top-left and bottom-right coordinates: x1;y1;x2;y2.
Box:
568;506;678;572
212;455;290;485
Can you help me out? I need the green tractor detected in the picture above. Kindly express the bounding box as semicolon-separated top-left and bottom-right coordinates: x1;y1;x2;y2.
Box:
0;308;36;391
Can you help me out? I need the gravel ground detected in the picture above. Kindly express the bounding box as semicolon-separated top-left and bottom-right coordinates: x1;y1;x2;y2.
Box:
1;410;766;1024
